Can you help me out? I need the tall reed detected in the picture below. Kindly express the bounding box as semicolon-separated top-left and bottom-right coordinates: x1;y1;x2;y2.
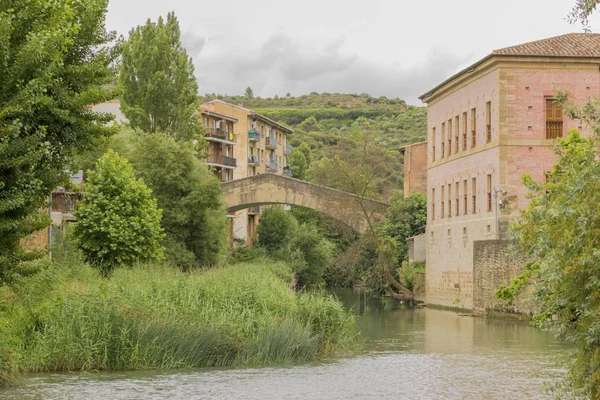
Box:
0;258;357;385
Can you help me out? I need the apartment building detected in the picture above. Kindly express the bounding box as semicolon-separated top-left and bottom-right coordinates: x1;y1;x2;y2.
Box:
200;100;293;243
200;109;238;182
420;33;600;309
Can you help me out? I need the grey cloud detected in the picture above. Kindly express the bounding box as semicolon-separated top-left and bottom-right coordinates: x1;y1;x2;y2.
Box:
180;30;206;57
195;34;472;104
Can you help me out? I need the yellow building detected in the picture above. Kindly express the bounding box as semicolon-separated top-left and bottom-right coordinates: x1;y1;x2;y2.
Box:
200;100;293;244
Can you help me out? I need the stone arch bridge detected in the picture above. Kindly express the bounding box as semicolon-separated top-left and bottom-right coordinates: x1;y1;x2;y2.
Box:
221;174;390;233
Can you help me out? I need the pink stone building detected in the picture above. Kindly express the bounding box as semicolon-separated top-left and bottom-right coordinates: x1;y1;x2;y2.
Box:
420;33;600;309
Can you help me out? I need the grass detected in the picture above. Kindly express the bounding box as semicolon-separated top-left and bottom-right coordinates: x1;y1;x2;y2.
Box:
0;255;357;386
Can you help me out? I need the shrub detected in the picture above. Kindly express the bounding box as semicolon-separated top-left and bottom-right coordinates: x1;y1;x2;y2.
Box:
290;224;333;286
72;150;164;271
256;207;298;253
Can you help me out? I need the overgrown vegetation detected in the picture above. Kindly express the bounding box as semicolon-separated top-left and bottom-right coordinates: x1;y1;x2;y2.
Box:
0;241;356;386
497;101;600;398
256;207;334;287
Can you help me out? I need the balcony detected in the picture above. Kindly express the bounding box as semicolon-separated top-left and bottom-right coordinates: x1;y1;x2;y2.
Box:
285;144;293;154
248;206;260;215
206;154;237;168
248;155;260;166
267;160;278;173
266;136;278;149
248;129;260;141
283;166;292;176
205;129;235;144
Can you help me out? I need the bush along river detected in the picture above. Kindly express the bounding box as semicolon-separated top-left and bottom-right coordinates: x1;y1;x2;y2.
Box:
0;287;570;400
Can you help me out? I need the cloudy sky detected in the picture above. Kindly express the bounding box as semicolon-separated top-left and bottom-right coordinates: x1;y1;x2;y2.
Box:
106;0;600;105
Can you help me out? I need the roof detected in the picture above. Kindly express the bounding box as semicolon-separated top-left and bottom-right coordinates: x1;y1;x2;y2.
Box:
492;33;600;57
205;99;293;134
420;33;600;101
199;108;238;123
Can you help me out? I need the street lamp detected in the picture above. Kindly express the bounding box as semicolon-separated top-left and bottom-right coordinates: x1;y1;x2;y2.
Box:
493;188;507;239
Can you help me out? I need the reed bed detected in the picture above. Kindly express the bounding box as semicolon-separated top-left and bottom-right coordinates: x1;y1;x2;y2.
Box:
0;259;356;385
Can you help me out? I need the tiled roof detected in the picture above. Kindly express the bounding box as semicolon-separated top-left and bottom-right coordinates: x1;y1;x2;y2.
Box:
420;33;600;100
492;33;600;57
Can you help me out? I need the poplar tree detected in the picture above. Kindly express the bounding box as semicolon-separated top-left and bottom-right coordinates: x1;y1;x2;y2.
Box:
0;0;116;283
119;12;202;141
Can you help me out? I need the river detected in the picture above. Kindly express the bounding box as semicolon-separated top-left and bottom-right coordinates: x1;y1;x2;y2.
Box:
0;288;570;400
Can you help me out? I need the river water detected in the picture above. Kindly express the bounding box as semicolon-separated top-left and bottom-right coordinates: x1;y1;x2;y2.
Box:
1;288;570;400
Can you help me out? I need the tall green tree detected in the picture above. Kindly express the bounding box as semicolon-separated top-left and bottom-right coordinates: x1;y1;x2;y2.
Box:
288;149;308;180
119;12;202;141
245;86;254;99
73;150;164;271
497;96;600;398
0;0;116;283
126;132;227;269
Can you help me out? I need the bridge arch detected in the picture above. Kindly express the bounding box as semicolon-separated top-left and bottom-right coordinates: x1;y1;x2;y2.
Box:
221;174;389;233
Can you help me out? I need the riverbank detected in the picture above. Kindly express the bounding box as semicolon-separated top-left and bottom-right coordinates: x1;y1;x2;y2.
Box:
0;258;357;386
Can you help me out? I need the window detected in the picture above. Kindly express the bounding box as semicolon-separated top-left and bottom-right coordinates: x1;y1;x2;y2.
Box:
441;122;445;158
463;179;468;215
441;185;445;218
486;101;492;143
472;177;477;214
448;183;452;218
487;174;492;212
546;98;563;139
471;108;477;148
447;119;452;156
462;112;468;151
432;127;436;161
431;188;435;221
455;182;460;216
455;116;460;153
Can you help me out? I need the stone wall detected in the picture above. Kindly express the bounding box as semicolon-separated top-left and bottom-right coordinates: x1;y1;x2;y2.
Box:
472;239;536;314
408;233;426;263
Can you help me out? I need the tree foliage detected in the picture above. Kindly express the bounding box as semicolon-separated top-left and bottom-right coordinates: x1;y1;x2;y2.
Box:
567;0;599;29
126;132;227;269
379;192;427;267
119;12;202;141
0;0;117;283
256;207;298;253
308;130;414;301
245;86;254;99
498;114;600;397
73;151;164;271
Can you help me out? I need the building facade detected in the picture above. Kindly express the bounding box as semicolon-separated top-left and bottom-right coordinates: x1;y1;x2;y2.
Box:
200;100;293;244
399;141;427;197
420;33;600;309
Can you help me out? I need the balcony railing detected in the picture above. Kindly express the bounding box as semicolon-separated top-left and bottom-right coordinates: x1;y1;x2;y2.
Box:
206;129;235;142
285;144;293;154
267;160;278;172
266;136;278;149
248;155;260;165
248;129;260;141
283;166;292;176
206;154;237;168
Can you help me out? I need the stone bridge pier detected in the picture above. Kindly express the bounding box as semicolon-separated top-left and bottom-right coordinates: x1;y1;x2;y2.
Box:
221;174;390;233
